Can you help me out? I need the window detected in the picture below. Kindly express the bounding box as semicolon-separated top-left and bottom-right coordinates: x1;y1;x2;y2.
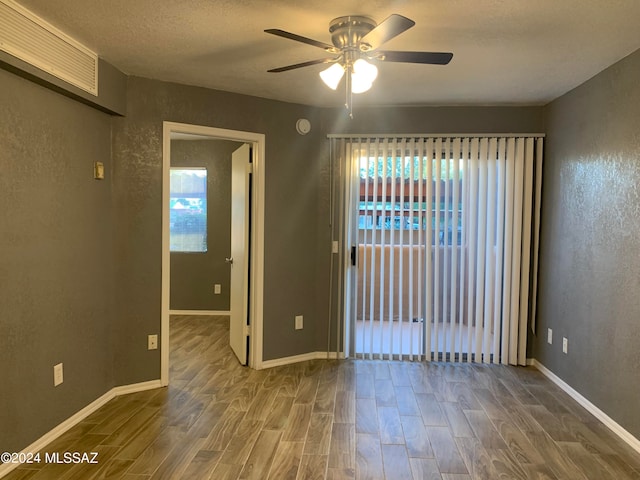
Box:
357;155;463;245
170;168;207;252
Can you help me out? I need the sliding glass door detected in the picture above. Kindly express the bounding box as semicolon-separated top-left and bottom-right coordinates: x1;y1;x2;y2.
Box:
333;135;543;364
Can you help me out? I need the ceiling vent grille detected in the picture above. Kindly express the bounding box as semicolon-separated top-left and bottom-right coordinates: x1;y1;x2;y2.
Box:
0;0;98;95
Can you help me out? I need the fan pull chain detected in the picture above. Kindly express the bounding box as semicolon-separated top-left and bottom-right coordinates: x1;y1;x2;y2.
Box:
345;65;353;118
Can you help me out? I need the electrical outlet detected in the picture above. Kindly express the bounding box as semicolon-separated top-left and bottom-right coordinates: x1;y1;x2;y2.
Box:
214;284;221;294
562;337;568;354
295;315;303;330
547;328;553;344
54;363;63;386
148;334;158;350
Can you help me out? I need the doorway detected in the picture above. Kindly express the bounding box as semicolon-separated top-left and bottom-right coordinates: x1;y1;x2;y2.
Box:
161;122;266;384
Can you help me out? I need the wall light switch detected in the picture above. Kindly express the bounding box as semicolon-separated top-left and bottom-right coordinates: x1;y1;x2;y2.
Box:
562;337;568;354
94;162;105;180
214;284;221;294
295;315;303;330
332;241;339;254
54;363;63;386
547;328;553;344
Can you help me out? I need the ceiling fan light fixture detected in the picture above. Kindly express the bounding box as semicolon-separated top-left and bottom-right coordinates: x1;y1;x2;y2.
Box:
353;58;378;80
319;63;345;90
351;58;378;93
351;75;372;94
266;14;451;116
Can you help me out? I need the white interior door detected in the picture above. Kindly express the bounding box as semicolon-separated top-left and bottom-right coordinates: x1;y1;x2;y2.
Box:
229;143;251;365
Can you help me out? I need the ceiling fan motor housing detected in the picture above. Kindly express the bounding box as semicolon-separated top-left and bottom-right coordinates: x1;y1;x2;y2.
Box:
329;15;377;60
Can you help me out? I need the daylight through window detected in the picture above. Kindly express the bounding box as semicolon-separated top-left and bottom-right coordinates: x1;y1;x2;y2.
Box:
357;155;464;245
170;168;207;252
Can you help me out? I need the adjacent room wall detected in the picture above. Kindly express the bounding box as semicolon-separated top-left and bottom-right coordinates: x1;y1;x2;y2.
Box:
170;139;241;312
535;48;640;439
0;67;115;453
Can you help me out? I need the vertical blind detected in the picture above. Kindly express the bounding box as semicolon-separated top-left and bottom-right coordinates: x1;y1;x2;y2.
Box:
331;134;544;365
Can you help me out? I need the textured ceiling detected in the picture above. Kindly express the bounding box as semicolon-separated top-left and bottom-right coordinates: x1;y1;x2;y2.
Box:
14;0;640;107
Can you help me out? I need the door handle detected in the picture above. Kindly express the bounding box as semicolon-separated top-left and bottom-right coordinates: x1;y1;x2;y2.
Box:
225;257;233;264
350;246;357;266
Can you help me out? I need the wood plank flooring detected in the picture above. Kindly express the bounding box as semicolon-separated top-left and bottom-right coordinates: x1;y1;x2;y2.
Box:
4;315;640;479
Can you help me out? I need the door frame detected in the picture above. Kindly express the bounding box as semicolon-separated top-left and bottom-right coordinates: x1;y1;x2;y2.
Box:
161;121;266;385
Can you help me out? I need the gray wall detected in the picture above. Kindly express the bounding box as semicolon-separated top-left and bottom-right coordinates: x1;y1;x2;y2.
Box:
0;53;127;115
170;139;241;311
0;67;114;452
323;105;544;135
534;48;640;438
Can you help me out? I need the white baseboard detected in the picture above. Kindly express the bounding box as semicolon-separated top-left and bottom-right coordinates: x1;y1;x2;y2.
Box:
0;379;163;478
532;359;640;454
169;310;230;316
111;379;163;396
260;351;344;369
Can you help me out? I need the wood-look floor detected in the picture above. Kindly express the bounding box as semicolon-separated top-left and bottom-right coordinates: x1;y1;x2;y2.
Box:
5;315;640;480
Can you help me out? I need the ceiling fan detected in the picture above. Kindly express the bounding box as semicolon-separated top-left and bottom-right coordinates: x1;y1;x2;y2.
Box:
265;14;453;116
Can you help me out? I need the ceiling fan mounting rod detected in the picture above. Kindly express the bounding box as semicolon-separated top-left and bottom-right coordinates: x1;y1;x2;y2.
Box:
342;48;359;67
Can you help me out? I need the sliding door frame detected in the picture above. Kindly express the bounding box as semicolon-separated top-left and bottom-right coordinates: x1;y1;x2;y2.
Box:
330;133;544;364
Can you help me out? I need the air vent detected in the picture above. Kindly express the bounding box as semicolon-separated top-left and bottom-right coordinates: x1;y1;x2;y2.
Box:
0;0;98;95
